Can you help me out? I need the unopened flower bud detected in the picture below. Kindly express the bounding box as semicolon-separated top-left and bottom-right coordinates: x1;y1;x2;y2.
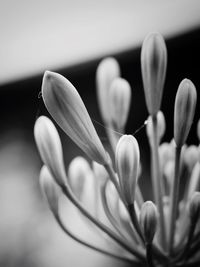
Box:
197;119;200;141
188;192;200;222
40;165;60;215
109;78;131;131
34;116;66;187
96;57;120;124
115;135;140;205
141;32;167;116
42;71;108;165
140;201;158;243
174;79;197;148
68;156;91;199
183;145;199;171
146;111;166;146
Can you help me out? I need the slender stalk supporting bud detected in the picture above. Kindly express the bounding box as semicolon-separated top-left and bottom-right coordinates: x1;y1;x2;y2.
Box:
141;32;167;116
169;79;197;253
42;71;108;165
109;77;131;132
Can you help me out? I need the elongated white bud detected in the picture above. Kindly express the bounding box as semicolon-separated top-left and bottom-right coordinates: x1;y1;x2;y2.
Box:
96;57;120;124
174;79;197;148
115;135;140;205
68;156;91;199
109;78;131;131
40;165;60;215
140;201;158;243
141;32;167;116
42;71;108;165
34;116;66;187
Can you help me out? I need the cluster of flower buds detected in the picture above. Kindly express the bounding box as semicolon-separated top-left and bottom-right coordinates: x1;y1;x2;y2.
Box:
34;32;200;267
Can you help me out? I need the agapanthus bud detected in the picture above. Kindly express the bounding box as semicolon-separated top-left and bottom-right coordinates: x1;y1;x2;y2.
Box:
42;71;108;165
197;119;200;141
188;192;200;222
141;32;167;116
174;79;197;148
68;156;91;199
109;78;131;131
40;165;60;215
146;111;166;146
183;145;199;171
115;135;140;205
140;201;158;243
96;57;120;124
34;116;66;187
159;141;175;171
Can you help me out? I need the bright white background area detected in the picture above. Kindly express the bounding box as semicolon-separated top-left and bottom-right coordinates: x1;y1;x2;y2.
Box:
0;0;200;85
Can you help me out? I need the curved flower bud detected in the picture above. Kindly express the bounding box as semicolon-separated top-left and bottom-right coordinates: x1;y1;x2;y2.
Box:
40;165;60;215
174;79;197;148
42;71;108;165
92;161;108;182
188;192;200;222
146;110;166;146
68;156;91;199
115;135;140;205
141;32;167;116
140;201;158;243
34;116;66;187
96;57;120;124
109;77;131;131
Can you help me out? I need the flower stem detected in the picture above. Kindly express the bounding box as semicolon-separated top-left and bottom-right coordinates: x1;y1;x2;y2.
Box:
168;145;182;254
146;243;154;267
151;115;167;250
61;184;145;260
55;214;138;264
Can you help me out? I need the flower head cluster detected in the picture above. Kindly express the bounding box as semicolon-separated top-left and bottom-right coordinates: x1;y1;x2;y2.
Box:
34;33;200;267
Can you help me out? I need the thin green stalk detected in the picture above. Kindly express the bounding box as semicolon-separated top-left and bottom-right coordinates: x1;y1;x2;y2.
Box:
168;145;182;254
146;243;154;267
61;184;145;260
151;116;167;250
55;214;138;264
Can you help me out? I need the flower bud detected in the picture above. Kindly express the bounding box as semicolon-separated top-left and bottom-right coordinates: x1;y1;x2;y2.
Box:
146;111;166;146
183;145;199;171
141;32;167;116
159;141;175;171
109;78;131;131
96;57;120;124
174;79;197;148
42;71;108;165
140;201;158;243
34;116;66;187
197;119;200;141
40;165;60;215
188;192;200;222
68;156;91;199
115;135;140;205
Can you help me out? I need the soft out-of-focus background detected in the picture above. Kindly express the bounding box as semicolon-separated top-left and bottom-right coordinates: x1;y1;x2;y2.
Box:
0;1;200;267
